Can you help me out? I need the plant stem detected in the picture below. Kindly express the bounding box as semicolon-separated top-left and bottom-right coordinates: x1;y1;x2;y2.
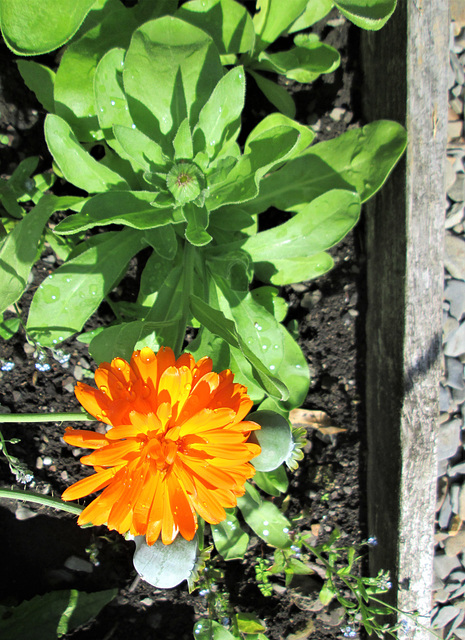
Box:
174;241;195;358
0;487;84;515
0;412;96;423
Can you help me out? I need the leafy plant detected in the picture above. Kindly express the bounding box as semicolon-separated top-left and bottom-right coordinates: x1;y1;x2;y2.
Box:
177;0;397;116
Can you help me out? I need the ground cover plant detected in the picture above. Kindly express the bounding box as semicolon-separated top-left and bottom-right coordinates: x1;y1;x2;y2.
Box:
0;1;408;638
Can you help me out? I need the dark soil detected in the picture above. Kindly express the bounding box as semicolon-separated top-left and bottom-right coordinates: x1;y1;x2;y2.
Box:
0;10;366;640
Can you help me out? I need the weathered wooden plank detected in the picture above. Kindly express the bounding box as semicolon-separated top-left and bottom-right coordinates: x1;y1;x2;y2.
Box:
361;0;448;637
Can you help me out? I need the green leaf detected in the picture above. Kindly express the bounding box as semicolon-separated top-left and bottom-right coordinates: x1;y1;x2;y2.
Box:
208;126;300;209
247;411;293;472
334;0;397;30
287;0;334;32
319;583;336;605
194;66;245;159
273;324;310;409
0;0;97;55
173;118;194;160
212;510;250;560
190;295;289;401
113;125;168;172
253;38;340;83
237;120;406;215
236;612;266;634
54;191;176;234
94;49;135;155
0;316;20;340
253;0;308;52
54;6;138;141
254;465;288;496
244;112;314;161
184;203;212;246
123;16;223;140
0;195;81;314
242;189;360;284
250;287;287;322
0;589;116;640
249;70;296;119
27;229;143;346
193;620;236;640
177;0;255;54
88;321;169;363
17;61;55;112
237;484;292;548
45;114;129;193
144;226;178;261
133;534;198;588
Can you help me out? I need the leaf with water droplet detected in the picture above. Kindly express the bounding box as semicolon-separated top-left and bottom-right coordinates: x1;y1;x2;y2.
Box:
212;509;249;560
27;228;143;347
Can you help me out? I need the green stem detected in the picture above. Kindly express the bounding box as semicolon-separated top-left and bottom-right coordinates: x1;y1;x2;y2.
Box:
173;241;195;358
0;412;96;423
0;487;84;515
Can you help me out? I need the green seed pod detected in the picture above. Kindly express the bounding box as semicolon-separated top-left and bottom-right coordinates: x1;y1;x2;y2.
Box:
248;410;293;472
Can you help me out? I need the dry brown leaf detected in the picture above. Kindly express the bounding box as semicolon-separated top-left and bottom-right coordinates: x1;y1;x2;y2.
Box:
289;409;346;436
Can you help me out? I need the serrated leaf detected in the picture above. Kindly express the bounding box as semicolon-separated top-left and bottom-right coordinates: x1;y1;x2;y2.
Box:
334;0;396;30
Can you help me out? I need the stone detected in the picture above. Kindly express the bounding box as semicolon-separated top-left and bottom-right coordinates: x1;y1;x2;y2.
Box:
445;279;465;319
448;173;465;202
444;322;465;357
329;107;345;121
439;491;452;529
437;419;462;461
449;120;464;140
446;356;465;389
446;531;465;556
434;553;462;580
15;506;38;521
440;384;453;413
444;315;460;343
446;202;465;229
446;233;465;280
64;556;94;573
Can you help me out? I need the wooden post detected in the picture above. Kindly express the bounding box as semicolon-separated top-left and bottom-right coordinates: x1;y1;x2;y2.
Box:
362;0;448;637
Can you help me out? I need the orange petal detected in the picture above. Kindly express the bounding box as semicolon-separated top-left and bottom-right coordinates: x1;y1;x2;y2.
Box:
63;428;108;449
75;383;111;424
179;407;235;436
61;467;117;501
167;471;197;541
80;440;141;466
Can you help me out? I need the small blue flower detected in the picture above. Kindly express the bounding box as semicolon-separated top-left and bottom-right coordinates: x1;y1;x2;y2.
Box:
1;361;15;372
35;362;51;372
342;625;357;638
367;536;378;546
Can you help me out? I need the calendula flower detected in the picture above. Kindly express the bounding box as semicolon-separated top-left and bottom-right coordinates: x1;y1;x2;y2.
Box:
62;346;260;546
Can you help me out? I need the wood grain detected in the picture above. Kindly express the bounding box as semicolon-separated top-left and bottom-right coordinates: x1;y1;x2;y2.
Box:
361;0;448;636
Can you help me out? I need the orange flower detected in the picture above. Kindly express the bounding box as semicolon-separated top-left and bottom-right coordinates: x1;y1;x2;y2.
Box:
62;346;260;545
